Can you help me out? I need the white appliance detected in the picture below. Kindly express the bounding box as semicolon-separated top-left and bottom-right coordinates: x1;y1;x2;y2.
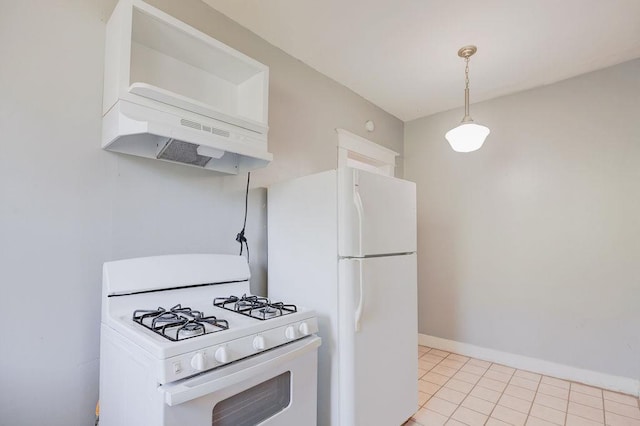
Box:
99;254;320;426
102;0;272;174
268;167;418;426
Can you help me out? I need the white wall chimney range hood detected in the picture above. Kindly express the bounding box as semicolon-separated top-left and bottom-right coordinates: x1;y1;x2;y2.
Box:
102;0;272;174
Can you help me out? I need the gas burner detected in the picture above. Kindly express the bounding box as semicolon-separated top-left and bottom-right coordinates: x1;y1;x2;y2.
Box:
213;294;297;320
259;306;277;315
133;304;229;341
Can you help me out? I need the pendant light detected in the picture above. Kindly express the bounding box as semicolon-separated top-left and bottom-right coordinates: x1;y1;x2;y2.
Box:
445;45;490;153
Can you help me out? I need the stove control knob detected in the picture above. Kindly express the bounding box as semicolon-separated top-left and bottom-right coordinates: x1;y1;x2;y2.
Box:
299;322;311;336
253;335;266;351
215;347;229;364
285;326;297;340
190;352;206;371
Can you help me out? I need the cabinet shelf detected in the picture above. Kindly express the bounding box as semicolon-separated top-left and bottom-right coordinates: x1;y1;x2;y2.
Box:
128;83;266;134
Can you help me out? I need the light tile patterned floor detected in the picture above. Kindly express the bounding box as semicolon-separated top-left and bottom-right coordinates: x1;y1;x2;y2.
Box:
405;345;640;426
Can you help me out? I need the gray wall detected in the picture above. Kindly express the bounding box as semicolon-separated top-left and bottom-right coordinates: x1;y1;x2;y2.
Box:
0;1;403;424
405;59;640;380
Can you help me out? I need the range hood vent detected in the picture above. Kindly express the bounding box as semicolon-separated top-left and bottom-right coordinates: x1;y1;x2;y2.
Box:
103;100;272;174
102;0;272;174
178;119;231;139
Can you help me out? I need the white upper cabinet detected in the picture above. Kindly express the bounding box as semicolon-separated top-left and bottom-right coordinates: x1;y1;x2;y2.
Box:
104;0;269;133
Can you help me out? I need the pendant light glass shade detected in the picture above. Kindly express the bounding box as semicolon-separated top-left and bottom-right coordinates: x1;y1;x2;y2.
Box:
446;45;489;153
445;121;490;153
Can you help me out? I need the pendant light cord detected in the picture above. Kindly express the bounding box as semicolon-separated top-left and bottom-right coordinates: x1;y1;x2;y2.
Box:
235;172;250;262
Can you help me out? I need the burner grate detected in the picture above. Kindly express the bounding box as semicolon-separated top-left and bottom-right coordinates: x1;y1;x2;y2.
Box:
133;304;229;341
213;294;297;320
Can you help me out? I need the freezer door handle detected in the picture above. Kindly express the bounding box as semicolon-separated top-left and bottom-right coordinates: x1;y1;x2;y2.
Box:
354;260;364;332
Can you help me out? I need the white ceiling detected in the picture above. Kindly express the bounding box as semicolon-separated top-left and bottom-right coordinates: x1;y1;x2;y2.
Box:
203;0;640;122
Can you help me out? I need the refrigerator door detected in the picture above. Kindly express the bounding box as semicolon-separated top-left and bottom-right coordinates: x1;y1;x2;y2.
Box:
338;254;417;426
338;168;417;257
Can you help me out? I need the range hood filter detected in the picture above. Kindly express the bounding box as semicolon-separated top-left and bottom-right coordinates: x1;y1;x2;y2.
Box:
157;139;217;167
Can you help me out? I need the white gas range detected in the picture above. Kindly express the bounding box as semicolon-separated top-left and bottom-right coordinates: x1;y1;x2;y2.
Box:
99;254;320;426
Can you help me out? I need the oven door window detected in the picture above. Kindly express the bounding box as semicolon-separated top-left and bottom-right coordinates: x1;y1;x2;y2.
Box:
212;371;291;425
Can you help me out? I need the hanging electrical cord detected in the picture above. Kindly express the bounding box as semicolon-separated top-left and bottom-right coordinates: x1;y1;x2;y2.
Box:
235;172;250;262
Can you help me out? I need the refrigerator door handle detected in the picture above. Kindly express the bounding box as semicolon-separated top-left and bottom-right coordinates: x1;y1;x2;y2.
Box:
353;184;364;257
354;259;364;332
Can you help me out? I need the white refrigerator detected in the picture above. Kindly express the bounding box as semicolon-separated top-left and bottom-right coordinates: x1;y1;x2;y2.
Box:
268;167;417;426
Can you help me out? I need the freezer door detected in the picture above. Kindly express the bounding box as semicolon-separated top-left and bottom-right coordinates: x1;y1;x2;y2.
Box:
338;254;418;426
338;168;417;257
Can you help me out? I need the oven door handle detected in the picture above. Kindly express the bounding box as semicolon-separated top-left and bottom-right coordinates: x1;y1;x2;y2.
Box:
159;336;321;406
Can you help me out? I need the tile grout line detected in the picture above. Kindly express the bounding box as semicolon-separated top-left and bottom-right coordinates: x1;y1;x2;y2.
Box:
484;365;568;424
418;347;454;419
565;377;640;425
442;352;491;426
601;385;606;426
441;353;473;425
480;362;501;425
416;346;433;414
599;391;640;425
564;380;570;426
485;366;519;425
454;354;500;424
429;348;472;424
456;357;505;425
526;373;542;426
465;359;541;424
478;359;517;425
457;356;521;425
515;375;571;426
423;348;522;425
421;348;499;425
566;385;611;425
459;358;547;424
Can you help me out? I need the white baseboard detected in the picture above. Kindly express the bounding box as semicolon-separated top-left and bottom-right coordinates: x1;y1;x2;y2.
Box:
419;334;640;398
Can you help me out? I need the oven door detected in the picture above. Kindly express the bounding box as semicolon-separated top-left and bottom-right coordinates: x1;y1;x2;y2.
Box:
159;336;320;426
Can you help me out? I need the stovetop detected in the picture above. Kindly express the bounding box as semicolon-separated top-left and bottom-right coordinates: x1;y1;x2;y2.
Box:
102;254;318;368
132;295;299;342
